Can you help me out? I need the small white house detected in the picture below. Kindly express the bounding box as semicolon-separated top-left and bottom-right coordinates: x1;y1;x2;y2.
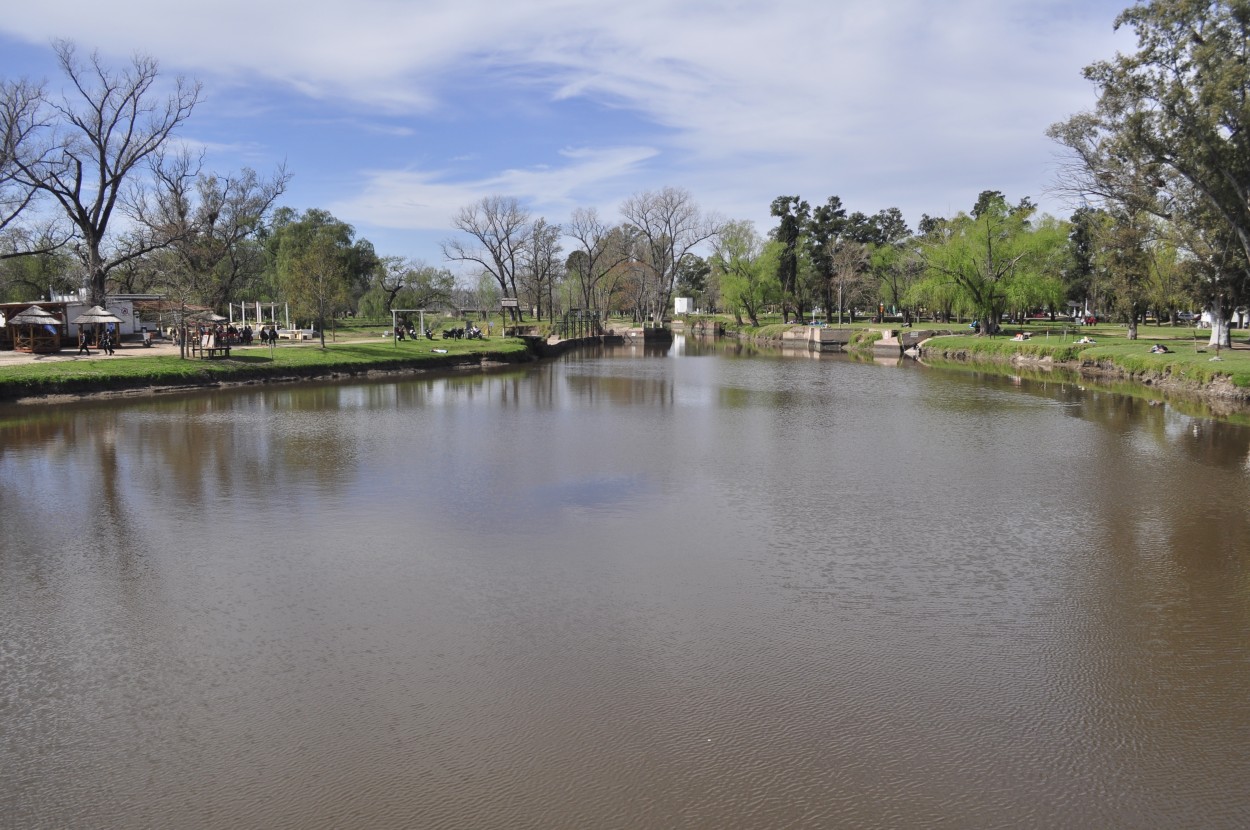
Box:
674;297;694;315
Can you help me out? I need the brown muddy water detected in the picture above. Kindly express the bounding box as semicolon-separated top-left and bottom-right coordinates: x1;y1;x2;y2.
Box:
2;338;1248;828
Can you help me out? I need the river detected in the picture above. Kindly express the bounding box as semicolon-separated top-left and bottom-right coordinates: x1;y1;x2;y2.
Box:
2;337;1248;828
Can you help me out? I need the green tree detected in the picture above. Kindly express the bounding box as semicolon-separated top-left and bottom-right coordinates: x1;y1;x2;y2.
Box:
269;209;368;347
1003;215;1071;323
918;192;1050;335
674;254;711;309
860;208;916;321
710;220;780;327
1066;207;1107;320
1094;209;1155;338
1049;0;1250;345
769;195;809;322
806;196;847;323
278;228;349;348
1141;235;1192;324
0;244;75;302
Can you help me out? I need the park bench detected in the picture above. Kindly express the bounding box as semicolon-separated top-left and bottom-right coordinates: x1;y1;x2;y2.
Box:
192;335;231;359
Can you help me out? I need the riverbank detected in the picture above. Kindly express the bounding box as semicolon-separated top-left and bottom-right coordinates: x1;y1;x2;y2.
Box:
705;319;1250;411
0;336;535;405
919;332;1250;404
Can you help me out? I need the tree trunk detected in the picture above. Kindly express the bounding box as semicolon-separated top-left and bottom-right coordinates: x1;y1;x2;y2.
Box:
1207;306;1232;348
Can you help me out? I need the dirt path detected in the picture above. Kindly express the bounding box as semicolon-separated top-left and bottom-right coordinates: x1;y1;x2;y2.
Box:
0;335;386;367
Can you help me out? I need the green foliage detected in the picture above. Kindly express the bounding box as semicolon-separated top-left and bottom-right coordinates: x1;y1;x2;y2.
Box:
769;196;809;318
918;192;1067;333
711;220;781;327
269;209;379;344
1050;0;1250;338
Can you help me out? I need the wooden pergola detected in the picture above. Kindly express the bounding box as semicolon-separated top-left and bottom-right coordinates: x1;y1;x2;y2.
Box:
5;304;65;354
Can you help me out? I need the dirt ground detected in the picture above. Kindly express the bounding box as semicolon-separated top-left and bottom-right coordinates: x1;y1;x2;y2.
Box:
0;337;300;366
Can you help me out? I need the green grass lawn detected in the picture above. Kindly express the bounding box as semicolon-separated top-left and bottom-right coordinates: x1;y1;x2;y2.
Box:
923;329;1250;388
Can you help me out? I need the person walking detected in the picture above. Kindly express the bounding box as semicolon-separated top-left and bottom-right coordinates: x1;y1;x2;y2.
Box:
77;329;91;355
101;329;115;355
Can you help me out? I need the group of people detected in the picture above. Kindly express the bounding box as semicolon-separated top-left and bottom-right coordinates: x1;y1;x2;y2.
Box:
76;327;114;356
230;323;279;345
395;322;422;341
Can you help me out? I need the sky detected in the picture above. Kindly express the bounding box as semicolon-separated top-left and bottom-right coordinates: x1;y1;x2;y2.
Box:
0;0;1136;276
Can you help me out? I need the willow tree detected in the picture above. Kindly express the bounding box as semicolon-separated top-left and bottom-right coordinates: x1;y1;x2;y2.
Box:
271;210;365;348
710;220;780;327
279;230;349;349
918;193;1054;335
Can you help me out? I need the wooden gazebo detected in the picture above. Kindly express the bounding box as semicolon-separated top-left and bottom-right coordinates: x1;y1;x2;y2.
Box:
7;305;64;353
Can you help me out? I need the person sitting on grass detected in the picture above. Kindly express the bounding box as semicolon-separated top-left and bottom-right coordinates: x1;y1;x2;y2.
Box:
1076;336;1096;345
1150;343;1171;354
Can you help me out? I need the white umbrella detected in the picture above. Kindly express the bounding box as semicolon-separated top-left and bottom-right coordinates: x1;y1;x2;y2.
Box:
188;311;227;323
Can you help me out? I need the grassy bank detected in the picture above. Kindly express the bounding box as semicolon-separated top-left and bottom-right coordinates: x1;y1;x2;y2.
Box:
0;337;533;403
920;330;1250;398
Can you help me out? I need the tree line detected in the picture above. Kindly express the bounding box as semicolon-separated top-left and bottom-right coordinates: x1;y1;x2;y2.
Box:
4;2;1248;346
441;1;1250;339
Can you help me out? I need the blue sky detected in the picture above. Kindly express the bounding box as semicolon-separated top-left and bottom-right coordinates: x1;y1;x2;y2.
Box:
1;0;1134;276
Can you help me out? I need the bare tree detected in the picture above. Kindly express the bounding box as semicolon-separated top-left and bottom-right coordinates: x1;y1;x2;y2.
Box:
828;239;871;323
138;147;290;309
13;42;201;304
566;207;629;317
0;78;69;260
519;217;562;320
371;256;454;313
620;187;721;325
442;195;530;319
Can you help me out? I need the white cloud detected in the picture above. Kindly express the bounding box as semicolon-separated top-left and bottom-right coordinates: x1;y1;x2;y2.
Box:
329;145;660;230
1;0;1136;256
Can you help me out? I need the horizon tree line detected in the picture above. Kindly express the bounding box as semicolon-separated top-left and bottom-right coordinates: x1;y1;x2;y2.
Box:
6;1;1250;346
